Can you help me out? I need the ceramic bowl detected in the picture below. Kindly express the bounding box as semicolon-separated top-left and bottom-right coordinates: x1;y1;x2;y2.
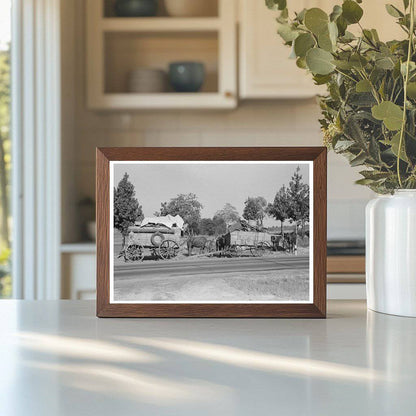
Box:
114;0;158;17
168;62;205;93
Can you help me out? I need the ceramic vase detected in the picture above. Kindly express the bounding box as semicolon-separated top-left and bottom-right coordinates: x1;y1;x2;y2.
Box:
366;190;416;317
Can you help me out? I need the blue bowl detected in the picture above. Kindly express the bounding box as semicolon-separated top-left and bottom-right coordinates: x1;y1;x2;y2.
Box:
169;62;205;93
114;0;158;17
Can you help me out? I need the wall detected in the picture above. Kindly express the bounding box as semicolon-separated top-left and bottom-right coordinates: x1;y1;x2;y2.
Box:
61;0;374;243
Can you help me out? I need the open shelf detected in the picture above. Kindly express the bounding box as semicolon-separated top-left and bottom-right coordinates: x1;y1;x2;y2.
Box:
86;0;236;109
104;31;219;94
101;17;221;32
91;92;235;109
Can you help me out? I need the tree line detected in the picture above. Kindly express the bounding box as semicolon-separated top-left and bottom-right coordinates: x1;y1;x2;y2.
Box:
114;166;309;241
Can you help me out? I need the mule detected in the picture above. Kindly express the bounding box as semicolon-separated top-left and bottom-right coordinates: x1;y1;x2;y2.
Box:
284;232;298;255
215;233;231;256
187;236;208;256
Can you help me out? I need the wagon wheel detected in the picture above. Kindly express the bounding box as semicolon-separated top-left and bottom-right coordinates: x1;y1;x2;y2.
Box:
159;240;180;259
125;244;144;262
251;243;266;257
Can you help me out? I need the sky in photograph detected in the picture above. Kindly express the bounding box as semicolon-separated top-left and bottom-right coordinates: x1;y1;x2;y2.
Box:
0;0;11;50
113;162;310;226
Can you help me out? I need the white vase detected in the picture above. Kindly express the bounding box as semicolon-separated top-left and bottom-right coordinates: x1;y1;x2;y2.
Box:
366;190;416;317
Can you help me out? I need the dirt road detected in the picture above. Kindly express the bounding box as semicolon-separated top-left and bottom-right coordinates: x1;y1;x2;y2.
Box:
114;256;310;302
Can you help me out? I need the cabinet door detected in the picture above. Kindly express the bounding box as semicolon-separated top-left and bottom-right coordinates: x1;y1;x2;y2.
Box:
239;0;320;99
239;0;403;99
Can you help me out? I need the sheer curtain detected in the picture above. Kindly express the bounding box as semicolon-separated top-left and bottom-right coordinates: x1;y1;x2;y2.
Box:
12;0;61;299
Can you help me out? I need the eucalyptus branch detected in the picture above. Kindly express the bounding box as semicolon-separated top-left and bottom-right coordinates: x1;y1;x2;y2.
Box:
397;0;415;188
358;69;381;104
334;68;358;83
267;0;416;193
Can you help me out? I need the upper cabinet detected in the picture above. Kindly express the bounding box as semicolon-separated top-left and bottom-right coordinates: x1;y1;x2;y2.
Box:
239;0;321;99
86;0;237;109
86;0;406;109
238;0;404;100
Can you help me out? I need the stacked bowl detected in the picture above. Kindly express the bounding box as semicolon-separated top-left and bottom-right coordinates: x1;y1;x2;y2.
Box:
127;68;167;93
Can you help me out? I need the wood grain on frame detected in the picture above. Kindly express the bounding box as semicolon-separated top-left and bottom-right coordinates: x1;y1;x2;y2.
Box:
96;147;327;318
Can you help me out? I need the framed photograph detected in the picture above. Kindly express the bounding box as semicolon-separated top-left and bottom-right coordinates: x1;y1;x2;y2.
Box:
96;147;327;318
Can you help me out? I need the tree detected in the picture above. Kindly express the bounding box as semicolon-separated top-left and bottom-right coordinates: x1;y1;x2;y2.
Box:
267;185;290;235
242;196;267;226
287;166;309;237
199;218;216;236
158;193;203;234
212;216;227;235
114;173;143;246
214;203;239;227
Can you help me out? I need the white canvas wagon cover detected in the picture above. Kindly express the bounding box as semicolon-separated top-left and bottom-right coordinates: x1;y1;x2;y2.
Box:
138;215;185;230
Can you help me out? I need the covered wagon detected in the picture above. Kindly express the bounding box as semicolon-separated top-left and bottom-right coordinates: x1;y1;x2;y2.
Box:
217;220;273;257
124;215;184;261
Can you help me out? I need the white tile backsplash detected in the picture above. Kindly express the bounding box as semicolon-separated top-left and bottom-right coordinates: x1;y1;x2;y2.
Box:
72;91;371;241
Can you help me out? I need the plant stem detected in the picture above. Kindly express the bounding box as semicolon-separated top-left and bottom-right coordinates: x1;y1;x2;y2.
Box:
397;0;415;188
334;68;357;83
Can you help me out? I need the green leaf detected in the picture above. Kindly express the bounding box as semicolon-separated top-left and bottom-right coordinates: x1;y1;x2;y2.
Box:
349;92;376;107
356;79;372;93
334;139;355;152
369;136;381;162
407;82;416;99
313;74;332;85
362;29;375;44
328;21;338;45
295;8;307;22
306;48;335;75
350;152;368;167
403;0;410;9
336;15;348;36
266;0;287;11
375;56;395;70
381;132;409;162
296;57;307;69
371;29;380;42
359;170;391;180
342;0;363;24
294;33;315;57
318;32;333;52
333;59;353;70
277;23;299;42
340;31;356;42
330;5;343;22
304;8;329;35
385;4;403;18
401;61;416;77
350;53;368;69
355;178;377;185
372;101;404;130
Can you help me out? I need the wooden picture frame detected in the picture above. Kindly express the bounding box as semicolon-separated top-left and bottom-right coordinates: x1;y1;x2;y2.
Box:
97;147;327;318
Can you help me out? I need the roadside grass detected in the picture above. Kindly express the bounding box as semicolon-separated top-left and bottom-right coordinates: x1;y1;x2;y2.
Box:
114;269;310;302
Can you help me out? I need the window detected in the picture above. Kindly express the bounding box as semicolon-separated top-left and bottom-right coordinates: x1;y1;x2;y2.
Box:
0;0;11;298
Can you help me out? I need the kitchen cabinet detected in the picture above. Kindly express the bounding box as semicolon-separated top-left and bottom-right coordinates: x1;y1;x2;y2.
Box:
239;0;323;99
86;0;237;109
238;0;404;99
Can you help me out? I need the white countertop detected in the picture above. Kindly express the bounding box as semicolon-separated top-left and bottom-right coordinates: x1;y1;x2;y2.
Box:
0;300;415;415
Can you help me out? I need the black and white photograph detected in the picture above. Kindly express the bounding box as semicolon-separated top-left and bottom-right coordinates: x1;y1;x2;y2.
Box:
110;161;313;303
